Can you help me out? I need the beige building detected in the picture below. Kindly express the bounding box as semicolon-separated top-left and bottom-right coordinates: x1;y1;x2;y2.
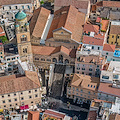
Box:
67;73;100;101
75;54;105;77
46;5;85;49
0;71;42;109
32;45;76;69
15;10;33;63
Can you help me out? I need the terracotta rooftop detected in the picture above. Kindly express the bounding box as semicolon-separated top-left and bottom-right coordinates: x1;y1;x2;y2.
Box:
110;25;120;34
84;24;99;34
44;109;65;119
47;5;85;42
77;55;103;64
101;20;109;31
32;45;76;58
0;71;40;95
0;26;5;37
27;111;39;120
71;74;100;91
98;83;120;97
0;0;32;5
83;36;104;46
30;7;50;38
54;0;89;9
96;1;120;8
103;44;115;52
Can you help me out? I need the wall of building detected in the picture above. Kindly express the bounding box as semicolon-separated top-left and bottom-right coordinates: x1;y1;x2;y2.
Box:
0;88;41;109
67;86;98;100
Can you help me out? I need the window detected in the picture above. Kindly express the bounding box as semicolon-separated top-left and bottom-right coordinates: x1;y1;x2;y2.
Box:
89;68;92;71
81;94;82;96
76;93;78;95
111;42;113;44
82;72;84;74
21;35;27;42
16;103;17;105
82;68;85;70
88;91;90;94
12;57;15;60
98;47;100;50
7;12;9;14
29;91;31;93
9;6;11;9
7;58;10;61
28;5;30;9
92;46;94;49
21;92;23;95
35;58;39;60
23;48;27;53
47;59;51;62
1;56;2;58
41;58;45;61
61;32;63;34
21;97;24;100
88;84;90;87
35;89;37;92
3;7;4;10
102;75;109;79
89;73;92;76
118;36;119;39
31;101;33;103
8;94;10;97
73;87;75;90
15;6;17;9
91;85;93;88
4;105;6;108
112;35;114;38
35;94;38;97
106;52;108;55
22;6;24;9
2;95;4;98
90;65;92;68
76;88;78;91
14;99;17;101
3;100;5;103
8;99;11;102
29;96;32;99
93;85;95;88
81;89;83;92
10;104;12;107
14;93;16;96
97;65;99;68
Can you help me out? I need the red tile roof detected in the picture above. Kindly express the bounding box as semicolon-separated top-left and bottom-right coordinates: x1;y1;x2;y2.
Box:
84;24;99;34
27;111;39;120
44;109;65;119
110;25;120;34
83;36;104;46
103;44;115;52
30;7;50;38
54;0;89;9
101;20;109;31
0;27;5;37
32;45;76;58
96;17;101;23
96;1;120;8
0;0;32;5
0;71;40;95
47;5;85;42
98;83;120;97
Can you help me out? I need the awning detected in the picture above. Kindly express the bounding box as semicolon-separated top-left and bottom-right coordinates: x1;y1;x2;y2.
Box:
20;105;29;110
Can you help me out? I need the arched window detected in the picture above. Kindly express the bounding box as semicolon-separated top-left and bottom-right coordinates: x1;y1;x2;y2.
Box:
52;58;57;63
64;59;69;64
21;35;27;42
59;55;63;63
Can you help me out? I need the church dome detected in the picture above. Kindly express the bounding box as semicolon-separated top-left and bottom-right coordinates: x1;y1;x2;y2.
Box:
15;11;27;20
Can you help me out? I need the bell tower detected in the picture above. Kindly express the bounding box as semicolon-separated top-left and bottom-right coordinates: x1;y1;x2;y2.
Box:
15;10;33;63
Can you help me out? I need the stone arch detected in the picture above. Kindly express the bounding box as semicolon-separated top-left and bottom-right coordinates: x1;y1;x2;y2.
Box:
52;58;57;63
64;59;69;64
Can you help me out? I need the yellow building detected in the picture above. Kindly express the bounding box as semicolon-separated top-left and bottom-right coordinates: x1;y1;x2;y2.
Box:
15;10;33;63
109;21;120;46
67;74;100;102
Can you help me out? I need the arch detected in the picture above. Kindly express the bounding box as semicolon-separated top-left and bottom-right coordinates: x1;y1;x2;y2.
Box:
64;59;69;64
59;55;63;63
52;58;57;63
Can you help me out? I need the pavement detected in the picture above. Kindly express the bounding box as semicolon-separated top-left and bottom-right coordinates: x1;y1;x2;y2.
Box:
46;97;89;120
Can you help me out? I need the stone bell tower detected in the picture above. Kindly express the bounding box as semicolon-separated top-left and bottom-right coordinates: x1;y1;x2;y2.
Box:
15;10;33;63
